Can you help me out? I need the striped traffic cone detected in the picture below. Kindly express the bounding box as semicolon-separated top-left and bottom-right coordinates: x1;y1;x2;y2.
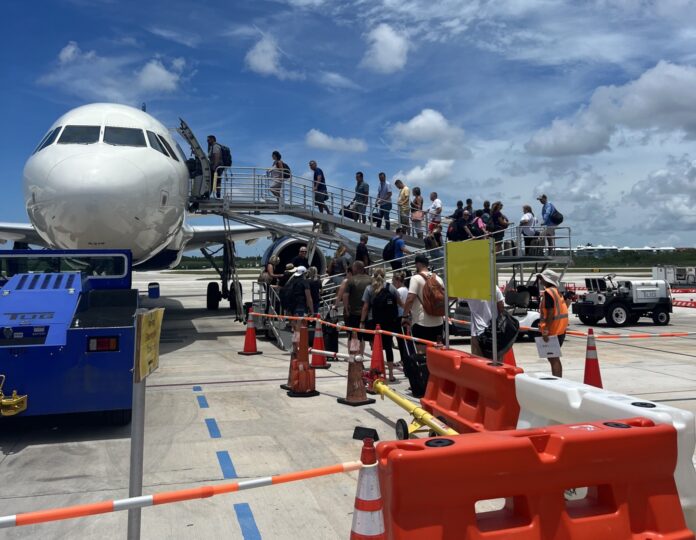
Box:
583;328;603;388
310;322;330;369
350;438;385;540
502;347;517;367
288;323;319;397
238;312;262;356
369;325;385;378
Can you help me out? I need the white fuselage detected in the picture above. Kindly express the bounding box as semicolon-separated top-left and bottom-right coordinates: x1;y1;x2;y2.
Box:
23;103;189;264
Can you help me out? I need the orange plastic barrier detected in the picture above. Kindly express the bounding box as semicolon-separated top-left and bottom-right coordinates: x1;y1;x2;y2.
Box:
377;418;693;539
420;348;522;434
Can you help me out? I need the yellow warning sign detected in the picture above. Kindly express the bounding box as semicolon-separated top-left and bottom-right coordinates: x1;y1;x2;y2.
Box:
445;239;495;300
134;308;164;382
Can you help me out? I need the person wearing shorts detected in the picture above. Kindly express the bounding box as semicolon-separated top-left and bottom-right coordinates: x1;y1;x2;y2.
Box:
402;254;444;353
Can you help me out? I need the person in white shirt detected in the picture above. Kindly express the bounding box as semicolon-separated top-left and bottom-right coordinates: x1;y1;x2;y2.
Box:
427;192;442;233
519;205;539;256
467;287;505;358
402;254;445;353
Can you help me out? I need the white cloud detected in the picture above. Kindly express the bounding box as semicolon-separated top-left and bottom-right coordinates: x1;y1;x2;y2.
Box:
625;154;696;230
147;26;201;48
306;129;367;152
389;109;471;159
318;71;359;90
395;159;455;186
360;23;409;74
245;34;304;81
38;41;185;103
526;61;696;157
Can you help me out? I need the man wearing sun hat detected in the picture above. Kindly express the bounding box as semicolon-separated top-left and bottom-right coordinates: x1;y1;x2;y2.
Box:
536;268;569;377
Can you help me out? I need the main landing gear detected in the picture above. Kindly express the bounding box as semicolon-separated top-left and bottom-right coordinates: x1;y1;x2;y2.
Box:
201;238;244;320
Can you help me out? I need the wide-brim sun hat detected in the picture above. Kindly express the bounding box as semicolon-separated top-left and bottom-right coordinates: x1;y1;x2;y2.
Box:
536;269;561;288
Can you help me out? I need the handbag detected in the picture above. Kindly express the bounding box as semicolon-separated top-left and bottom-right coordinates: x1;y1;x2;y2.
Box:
478;311;520;359
550;209;564;225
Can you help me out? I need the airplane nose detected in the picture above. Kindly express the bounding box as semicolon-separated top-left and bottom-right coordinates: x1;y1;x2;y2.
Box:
47;153;146;193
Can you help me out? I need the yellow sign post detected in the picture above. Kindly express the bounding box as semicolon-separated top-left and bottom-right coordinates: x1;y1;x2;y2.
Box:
134;308;164;383
445;239;495;300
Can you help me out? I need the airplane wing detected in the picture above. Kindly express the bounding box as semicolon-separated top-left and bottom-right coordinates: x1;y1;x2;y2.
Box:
0;222;47;246
185;222;313;250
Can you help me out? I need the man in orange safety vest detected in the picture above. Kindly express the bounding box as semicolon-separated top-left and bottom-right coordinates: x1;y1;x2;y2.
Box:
537;269;569;377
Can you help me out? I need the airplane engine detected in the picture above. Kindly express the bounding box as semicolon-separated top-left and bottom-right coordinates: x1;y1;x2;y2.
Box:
261;237;326;275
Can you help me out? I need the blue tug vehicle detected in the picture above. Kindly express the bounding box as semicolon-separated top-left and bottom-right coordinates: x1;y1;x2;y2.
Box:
0;250;138;424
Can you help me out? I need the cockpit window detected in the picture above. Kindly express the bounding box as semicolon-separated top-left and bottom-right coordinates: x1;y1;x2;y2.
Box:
157;134;180;161
104;126;146;147
33;126;62;154
146;131;169;156
58;125;100;145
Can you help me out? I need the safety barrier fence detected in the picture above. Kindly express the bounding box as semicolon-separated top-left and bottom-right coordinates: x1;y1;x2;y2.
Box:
674;299;696;309
515;372;696;531
377;418;692;538
421;348;522;434
0;460;363;529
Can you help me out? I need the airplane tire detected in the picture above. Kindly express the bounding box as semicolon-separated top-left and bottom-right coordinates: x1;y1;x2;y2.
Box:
207;282;221;310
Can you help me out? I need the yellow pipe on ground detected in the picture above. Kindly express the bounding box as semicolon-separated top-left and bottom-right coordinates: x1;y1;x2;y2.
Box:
372;380;459;437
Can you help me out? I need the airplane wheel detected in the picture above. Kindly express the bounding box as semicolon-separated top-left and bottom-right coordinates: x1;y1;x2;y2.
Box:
207;282;221;310
395;419;410;440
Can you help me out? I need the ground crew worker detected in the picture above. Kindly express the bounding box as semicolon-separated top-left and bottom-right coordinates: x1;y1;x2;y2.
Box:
537;268;569;377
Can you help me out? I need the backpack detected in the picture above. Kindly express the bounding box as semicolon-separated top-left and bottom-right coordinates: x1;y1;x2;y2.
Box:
281;161;292;179
447;221;459;241
470;218;486;238
279;277;297;313
372;286;398;324
383;239;396;261
219;144;232;167
291;278;308;308
550;208;564;225
418;272;446;317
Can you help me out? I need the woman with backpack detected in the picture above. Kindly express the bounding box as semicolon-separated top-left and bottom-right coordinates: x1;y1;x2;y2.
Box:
489;201;509;253
269;150;290;200
360;268;403;382
410;187;425;239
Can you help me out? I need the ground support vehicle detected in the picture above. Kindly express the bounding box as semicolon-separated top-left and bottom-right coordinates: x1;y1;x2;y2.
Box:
572;274;672;327
652;265;696;287
0;250;137;423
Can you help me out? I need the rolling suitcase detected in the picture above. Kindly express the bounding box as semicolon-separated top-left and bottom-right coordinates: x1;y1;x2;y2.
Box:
401;331;429;398
323;312;339;353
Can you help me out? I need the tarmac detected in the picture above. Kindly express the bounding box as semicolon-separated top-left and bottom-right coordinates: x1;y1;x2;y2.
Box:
1;270;695;539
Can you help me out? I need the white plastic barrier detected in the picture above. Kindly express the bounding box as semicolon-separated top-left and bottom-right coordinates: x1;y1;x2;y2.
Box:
516;372;696;531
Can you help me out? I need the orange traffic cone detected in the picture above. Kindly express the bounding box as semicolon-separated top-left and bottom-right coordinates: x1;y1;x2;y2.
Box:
288;323;319;398
502;347;517;367
583;328;603;388
338;334;376;407
281;326;301;390
310;322;330;369
238;312;262;356
350;438;385;540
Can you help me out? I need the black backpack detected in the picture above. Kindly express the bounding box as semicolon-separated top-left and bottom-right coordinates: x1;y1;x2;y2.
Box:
383;239;396;261
550;208;564;225
220;144;232;167
279;277;297;313
281;161;292;179
372;287;398;324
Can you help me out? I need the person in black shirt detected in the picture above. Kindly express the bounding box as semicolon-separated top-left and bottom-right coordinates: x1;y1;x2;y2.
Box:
309;160;331;214
292;246;310;269
355;234;371;267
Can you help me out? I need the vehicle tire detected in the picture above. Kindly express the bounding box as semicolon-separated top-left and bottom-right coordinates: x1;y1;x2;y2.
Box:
526;319;540;341
578;314;600;326
206;282;221;310
652;308;670;326
395;418;410;440
105;409;132;425
606;303;629;327
628;313;641;325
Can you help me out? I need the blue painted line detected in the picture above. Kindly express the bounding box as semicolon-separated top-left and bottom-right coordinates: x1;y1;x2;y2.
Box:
197;395;209;408
234;503;261;539
192;385;202;392
205;418;221;439
216;450;238;479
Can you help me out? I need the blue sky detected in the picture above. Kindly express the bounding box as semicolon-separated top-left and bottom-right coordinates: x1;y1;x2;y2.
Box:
3;0;696;255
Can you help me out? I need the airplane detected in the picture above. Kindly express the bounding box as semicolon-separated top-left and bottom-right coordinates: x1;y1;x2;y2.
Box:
0;103;320;309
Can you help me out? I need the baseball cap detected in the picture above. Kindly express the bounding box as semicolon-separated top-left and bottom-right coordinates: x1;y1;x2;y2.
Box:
536;194;547;201
294;266;307;276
